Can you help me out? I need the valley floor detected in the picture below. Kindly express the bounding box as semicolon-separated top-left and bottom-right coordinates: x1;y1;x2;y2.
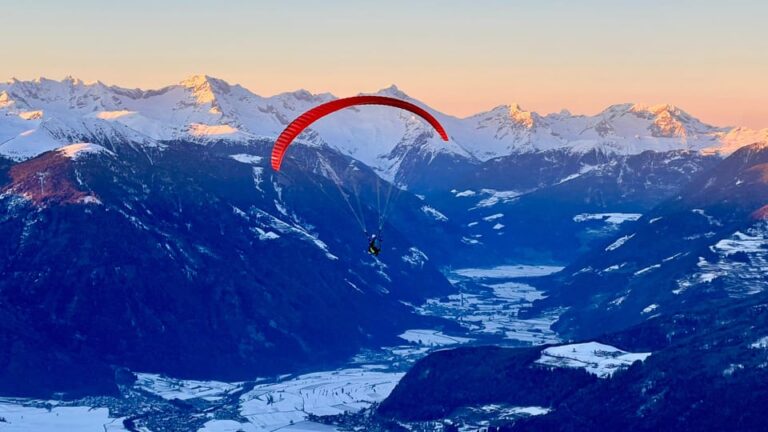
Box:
0;264;564;432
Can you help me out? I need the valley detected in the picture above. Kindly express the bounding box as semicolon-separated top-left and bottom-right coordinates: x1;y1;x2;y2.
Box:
0;264;566;432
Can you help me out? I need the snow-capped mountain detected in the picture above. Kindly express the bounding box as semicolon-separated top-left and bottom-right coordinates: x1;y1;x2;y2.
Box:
531;142;768;340
1;76;766;177
0;77;457;178
443;101;765;160
5;75;763;266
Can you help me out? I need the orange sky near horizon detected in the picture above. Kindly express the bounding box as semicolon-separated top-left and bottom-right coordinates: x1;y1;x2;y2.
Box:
2;0;766;129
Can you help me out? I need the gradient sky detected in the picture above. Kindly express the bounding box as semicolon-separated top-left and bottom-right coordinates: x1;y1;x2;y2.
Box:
2;0;766;128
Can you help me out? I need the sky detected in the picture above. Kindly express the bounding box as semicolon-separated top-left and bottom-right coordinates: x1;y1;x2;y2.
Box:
1;0;766;128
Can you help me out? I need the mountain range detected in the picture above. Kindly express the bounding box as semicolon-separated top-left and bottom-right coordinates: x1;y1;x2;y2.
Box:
373;141;768;431
2;75;768;427
2;75;766;172
5;75;766;264
528;142;768;339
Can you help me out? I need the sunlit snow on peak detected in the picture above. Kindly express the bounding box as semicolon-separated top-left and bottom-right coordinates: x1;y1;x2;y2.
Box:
188;123;241;137
57;143;112;159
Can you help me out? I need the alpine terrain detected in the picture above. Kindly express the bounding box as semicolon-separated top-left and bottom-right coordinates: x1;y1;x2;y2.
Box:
0;76;766;431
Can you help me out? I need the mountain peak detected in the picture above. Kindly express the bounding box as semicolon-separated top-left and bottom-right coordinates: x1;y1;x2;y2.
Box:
23;76;87;86
630;103;684;117
495;103;536;128
270;89;336;108
487;103;527;113
285;89;320;101
179;74;231;105
62;75;85;86
601;102;695;122
600;103;636;115
180;74;214;87
374;84;410;99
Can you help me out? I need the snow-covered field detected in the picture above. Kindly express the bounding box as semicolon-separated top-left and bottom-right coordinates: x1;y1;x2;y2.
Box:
132;367;405;432
398;329;473;346
229;154;263;165
239;368;402;430
450;404;551;432
466;404;550;418
451;264;564;281
676;224;768;296
535;342;651;378
198;419;337;431
474;189;523;208
134;374;244;401
419;266;564;345
751;336;768;349
573;213;642;225
605;233;634;251
0;401;127;431
417;288;562;345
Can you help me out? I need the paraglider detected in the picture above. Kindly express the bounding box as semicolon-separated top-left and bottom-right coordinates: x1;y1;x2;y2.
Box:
271;95;449;255
270;95;448;171
367;233;382;256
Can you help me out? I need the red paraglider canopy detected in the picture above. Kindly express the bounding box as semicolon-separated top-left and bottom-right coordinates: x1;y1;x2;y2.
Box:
271;95;449;171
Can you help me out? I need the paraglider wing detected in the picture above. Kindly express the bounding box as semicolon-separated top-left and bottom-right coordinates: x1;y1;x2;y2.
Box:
271;95;449;171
